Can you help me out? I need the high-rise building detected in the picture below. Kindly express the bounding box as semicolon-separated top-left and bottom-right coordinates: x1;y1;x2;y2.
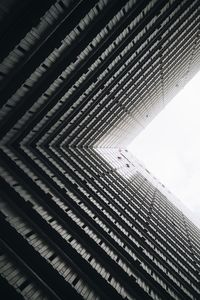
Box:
0;1;200;299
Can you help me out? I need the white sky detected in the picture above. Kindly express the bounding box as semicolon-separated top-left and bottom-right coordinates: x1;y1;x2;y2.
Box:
128;71;200;225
